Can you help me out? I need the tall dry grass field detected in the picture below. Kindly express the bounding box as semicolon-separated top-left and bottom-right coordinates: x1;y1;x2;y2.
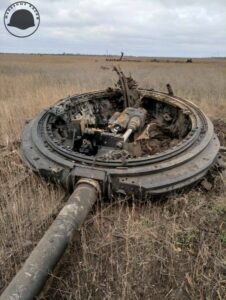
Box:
0;54;226;299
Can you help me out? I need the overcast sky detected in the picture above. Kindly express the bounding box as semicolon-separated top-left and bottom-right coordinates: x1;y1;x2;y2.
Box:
0;0;225;57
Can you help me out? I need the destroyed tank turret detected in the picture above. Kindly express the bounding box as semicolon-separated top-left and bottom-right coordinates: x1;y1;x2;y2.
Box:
21;66;220;197
1;67;222;300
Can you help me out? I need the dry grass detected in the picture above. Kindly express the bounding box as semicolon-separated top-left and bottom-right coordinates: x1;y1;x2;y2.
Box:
0;54;226;299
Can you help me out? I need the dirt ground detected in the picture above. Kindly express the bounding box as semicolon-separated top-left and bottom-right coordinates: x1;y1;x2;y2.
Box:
0;54;226;299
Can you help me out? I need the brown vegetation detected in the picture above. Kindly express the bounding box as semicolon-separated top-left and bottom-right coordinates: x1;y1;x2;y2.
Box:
0;54;226;299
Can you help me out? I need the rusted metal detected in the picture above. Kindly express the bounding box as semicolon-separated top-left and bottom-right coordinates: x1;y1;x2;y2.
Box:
0;179;100;300
113;66;141;107
1;67;223;300
166;83;174;96
19;68;221;198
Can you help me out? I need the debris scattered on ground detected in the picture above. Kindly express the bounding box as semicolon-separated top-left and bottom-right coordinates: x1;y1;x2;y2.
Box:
201;178;213;191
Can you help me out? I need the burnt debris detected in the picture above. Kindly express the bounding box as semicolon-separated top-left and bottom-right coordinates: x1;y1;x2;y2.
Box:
20;67;221;197
1;67;223;300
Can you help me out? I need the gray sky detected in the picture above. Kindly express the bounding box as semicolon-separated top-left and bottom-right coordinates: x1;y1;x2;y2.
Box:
0;0;225;57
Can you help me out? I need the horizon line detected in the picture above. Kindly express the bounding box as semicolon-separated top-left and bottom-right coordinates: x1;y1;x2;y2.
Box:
0;52;225;59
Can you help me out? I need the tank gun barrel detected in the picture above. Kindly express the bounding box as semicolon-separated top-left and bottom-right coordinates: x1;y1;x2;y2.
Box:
0;179;100;300
1;66;221;299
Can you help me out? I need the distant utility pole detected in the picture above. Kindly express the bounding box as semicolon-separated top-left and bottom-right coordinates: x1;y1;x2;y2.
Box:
119;52;124;61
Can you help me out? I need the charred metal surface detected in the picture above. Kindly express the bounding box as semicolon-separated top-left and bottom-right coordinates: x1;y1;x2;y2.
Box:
1;68;221;299
20;68;220;198
166;83;174;96
2;68;222;300
113;66;141;108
